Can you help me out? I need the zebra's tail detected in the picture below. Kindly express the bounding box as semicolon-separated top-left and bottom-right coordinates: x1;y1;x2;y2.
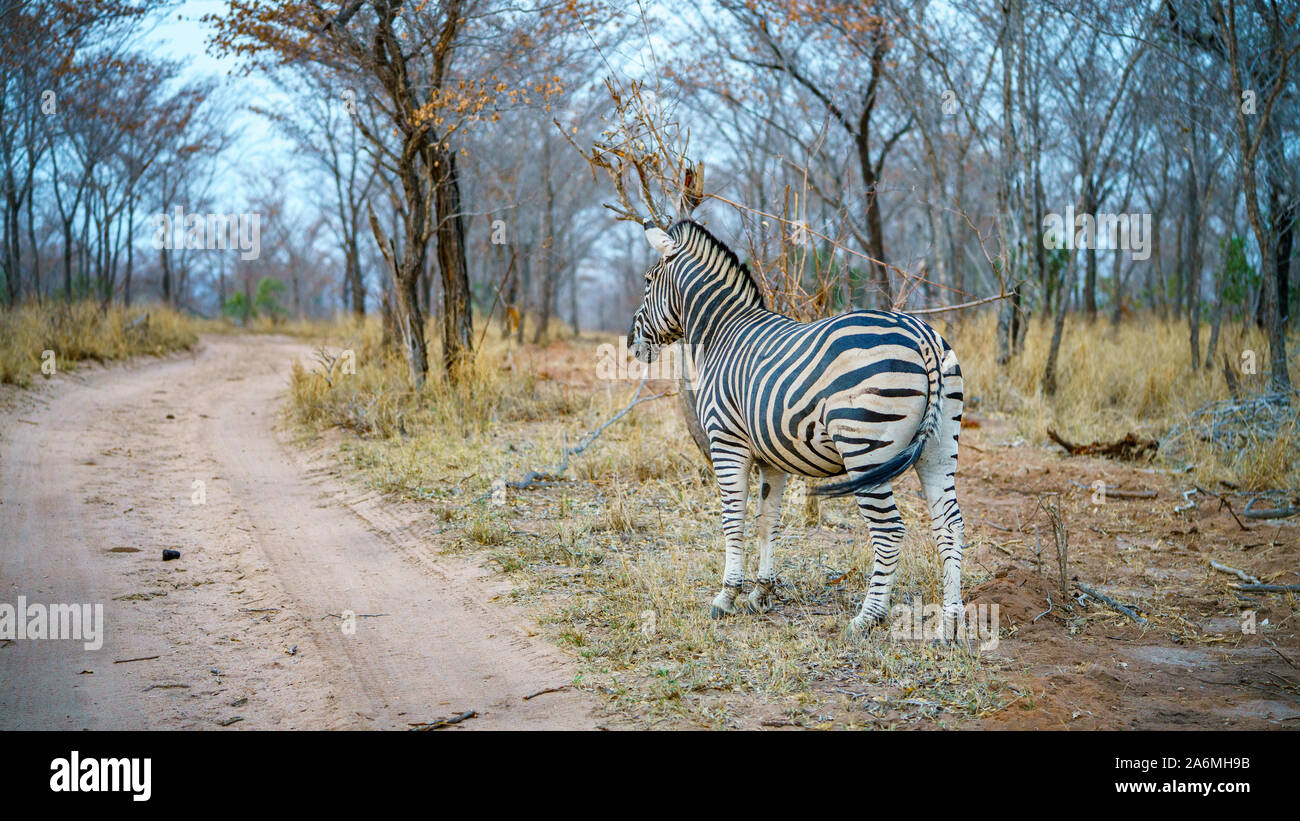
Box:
812;326;945;498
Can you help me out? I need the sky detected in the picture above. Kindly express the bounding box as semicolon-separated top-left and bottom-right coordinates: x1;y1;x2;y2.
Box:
146;1;302;211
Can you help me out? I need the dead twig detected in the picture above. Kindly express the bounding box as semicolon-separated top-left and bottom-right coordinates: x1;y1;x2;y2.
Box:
523;686;566;701
1218;498;1254;530
1242;497;1300;520
113;655;160;664
409;710;477;731
1038;498;1068;600
1209;559;1261;585
1033;591;1054;624
825;566;858;586
1174;488;1200;513
1077;583;1148;625
1230;583;1300;593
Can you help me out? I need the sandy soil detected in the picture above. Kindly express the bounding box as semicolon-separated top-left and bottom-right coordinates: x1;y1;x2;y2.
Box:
0;335;600;730
947;425;1300;730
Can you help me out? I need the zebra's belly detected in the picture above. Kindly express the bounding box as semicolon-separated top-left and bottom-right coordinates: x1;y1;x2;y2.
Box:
744;375;928;478
744;402;846;478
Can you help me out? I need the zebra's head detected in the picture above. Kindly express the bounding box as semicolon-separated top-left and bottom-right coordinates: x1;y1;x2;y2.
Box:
628;222;684;364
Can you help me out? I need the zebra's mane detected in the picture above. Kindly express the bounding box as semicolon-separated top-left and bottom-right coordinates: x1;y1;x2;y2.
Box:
668;219;767;309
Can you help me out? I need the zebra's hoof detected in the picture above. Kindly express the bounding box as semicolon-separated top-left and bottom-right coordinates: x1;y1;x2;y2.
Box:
742;586;773;614
709;590;738;619
847;614;882;636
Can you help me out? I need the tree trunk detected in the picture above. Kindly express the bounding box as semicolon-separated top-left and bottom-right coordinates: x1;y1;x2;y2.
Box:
1082;178;1097;318
160;246;172;305
1205;266;1227;369
123;198;134;306
380;283;395;349
347;234;364;317
569;261;580;337
62;220;74;299
856;130;889;308
515;244;530;344
431;143;474;378
26;183;40;301
1184;148;1202;370
1043;259;1073;396
532;139;556;343
392;269;428;386
1270;185;1294;327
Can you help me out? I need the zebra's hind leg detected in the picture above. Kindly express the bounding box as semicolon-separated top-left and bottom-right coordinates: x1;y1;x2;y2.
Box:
847;482;906;635
708;444;752;619
743;464;786;614
916;372;965;642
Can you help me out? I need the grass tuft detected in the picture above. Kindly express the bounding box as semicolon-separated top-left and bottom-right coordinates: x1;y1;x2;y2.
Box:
0;301;199;385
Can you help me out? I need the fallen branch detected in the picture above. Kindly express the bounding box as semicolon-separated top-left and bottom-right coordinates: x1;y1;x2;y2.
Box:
1077;583;1148;624
1047;429;1158;461
477;378;671;500
1242;498;1300;520
523;686;567;700
113;655;160;664
1231;584;1300;593
1218;498;1253;531
409;710;477;731
1209;559;1261;585
1174;487;1200;513
1033;591;1054;624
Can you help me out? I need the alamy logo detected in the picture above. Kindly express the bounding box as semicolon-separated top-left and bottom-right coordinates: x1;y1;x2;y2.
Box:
50;751;151;802
890;601;1000;651
150;206;261;260
0;597;103;650
595;337;698;387
1042;206;1152;261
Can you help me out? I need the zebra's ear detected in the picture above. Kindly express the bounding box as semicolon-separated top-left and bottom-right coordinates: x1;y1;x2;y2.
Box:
644;224;675;256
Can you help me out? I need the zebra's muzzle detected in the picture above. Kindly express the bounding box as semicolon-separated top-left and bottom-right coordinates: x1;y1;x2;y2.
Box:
629;338;658;364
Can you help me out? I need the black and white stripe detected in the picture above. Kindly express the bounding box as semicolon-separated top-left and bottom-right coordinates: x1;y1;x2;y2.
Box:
630;220;966;637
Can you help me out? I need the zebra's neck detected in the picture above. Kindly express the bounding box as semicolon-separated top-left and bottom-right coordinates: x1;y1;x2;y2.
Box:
667;222;769;357
680;276;767;356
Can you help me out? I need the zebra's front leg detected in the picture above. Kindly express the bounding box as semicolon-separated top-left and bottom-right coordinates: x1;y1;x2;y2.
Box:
743;465;786;614
709;447;752;619
847;483;906;635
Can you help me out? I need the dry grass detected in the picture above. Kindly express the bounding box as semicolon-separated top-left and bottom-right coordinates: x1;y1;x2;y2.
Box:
941;312;1298;489
206;314;363;339
0;301;199;385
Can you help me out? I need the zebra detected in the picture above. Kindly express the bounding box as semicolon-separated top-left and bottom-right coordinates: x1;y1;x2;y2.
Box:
628;219;966;638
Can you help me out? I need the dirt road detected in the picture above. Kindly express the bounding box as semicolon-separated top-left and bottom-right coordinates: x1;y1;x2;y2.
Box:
0;335;598;730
